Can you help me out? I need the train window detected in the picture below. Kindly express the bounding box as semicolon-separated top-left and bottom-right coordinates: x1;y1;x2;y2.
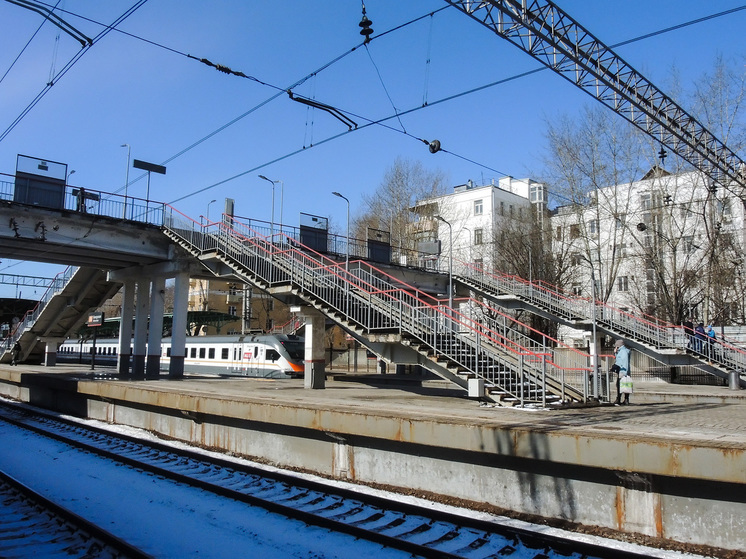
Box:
190;347;197;358
254;346;259;359
199;347;205;359
113;347;117;355
208;348;215;359
280;340;305;360
266;349;280;362
166;348;171;357
222;348;229;360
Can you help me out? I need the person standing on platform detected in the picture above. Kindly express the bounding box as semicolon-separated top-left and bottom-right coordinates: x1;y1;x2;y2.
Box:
11;341;21;366
612;339;632;405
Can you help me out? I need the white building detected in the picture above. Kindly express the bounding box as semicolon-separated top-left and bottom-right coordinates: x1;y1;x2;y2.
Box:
415;170;745;332
412;177;547;270
554;168;744;325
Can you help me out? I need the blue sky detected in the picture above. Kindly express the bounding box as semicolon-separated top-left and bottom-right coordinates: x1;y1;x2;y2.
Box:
1;0;745;298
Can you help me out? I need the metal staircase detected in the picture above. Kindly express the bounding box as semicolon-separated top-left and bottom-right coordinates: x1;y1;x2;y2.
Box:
1;267;120;364
454;261;746;383
163;208;588;406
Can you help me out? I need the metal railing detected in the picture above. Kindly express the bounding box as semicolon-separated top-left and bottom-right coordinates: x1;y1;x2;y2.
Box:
1;266;77;354
163;207;587;406
0;178;164;227
454;260;746;374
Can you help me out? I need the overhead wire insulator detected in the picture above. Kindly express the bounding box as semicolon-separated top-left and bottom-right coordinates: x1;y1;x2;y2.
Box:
359;3;373;43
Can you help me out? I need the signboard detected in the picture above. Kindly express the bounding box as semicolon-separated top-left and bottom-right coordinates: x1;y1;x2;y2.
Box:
87;312;104;327
14;154;67;209
133;159;166;175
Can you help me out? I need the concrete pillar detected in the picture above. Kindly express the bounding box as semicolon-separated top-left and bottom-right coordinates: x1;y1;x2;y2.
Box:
132;277;150;379
146;276;166;378
169;271;190;379
302;307;326;389
41;338;63;367
118;279;135;376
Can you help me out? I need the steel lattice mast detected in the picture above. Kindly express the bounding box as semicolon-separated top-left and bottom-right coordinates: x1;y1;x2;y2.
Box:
445;0;746;193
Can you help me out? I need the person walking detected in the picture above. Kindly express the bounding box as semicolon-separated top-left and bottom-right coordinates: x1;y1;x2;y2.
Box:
11;341;21;366
706;325;718;363
612;339;632;405
694;322;706;354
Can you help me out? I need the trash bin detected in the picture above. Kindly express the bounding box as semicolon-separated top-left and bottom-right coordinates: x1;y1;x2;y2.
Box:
729;371;741;390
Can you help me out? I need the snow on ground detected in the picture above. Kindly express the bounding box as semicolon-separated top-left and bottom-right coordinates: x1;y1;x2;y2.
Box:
0;419;415;558
0;397;714;558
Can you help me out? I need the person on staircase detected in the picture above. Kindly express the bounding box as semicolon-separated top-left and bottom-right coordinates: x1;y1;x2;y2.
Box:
612;339;632;405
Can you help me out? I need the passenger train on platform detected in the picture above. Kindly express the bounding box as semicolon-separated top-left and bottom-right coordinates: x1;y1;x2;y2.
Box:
57;334;305;379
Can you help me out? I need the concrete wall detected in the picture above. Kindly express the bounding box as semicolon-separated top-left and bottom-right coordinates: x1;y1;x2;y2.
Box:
1;370;743;553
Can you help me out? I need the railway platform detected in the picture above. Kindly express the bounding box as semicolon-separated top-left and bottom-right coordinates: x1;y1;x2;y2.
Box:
0;364;744;556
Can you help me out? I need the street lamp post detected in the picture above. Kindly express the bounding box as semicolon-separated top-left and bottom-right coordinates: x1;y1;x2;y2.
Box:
121;144;130;219
435;215;453;311
207;199;217;223
579;254;599;399
258;175;278;240
332;192;350;272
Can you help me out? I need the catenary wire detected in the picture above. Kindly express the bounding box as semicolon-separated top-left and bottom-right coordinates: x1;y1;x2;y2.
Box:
0;1;150;144
3;3;744;267
158;4;746;206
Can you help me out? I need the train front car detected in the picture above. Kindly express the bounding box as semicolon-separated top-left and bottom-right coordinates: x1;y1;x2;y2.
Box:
59;334;306;379
162;334;305;378
272;334;305;378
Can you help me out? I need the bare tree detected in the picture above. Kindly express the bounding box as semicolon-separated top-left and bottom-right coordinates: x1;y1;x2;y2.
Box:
358;157;448;250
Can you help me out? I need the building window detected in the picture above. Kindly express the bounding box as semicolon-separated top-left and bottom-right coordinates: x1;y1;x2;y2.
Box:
618;276;629;292
570;224;580;239
500;201;505;216
588;220;598;234
640;192;652;210
474;199;483;215
228;305;237;316
474;228;483;245
572;283;582;296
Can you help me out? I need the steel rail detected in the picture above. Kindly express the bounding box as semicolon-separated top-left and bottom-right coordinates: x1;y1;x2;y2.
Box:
0;400;655;559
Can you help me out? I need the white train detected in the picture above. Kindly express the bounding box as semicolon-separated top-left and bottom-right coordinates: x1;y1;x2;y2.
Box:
58;334;305;379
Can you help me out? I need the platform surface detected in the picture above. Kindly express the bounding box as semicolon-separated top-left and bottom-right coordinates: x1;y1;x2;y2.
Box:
4;364;746;450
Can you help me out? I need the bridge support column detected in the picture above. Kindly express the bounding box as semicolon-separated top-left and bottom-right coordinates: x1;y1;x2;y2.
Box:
132;277;150;379
301;307;325;389
146;276;166;378
118;279;135;376
41;337;64;366
169;271;190;379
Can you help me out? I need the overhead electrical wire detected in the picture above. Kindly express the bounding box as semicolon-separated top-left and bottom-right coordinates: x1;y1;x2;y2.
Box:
3;2;741;275
147;3;746;208
0;0;149;143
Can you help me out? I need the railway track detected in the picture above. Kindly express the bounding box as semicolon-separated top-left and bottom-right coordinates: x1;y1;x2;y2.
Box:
0;400;654;559
0;469;151;558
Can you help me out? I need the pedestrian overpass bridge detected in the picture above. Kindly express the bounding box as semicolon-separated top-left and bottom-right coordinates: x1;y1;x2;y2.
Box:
1;180;741;406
